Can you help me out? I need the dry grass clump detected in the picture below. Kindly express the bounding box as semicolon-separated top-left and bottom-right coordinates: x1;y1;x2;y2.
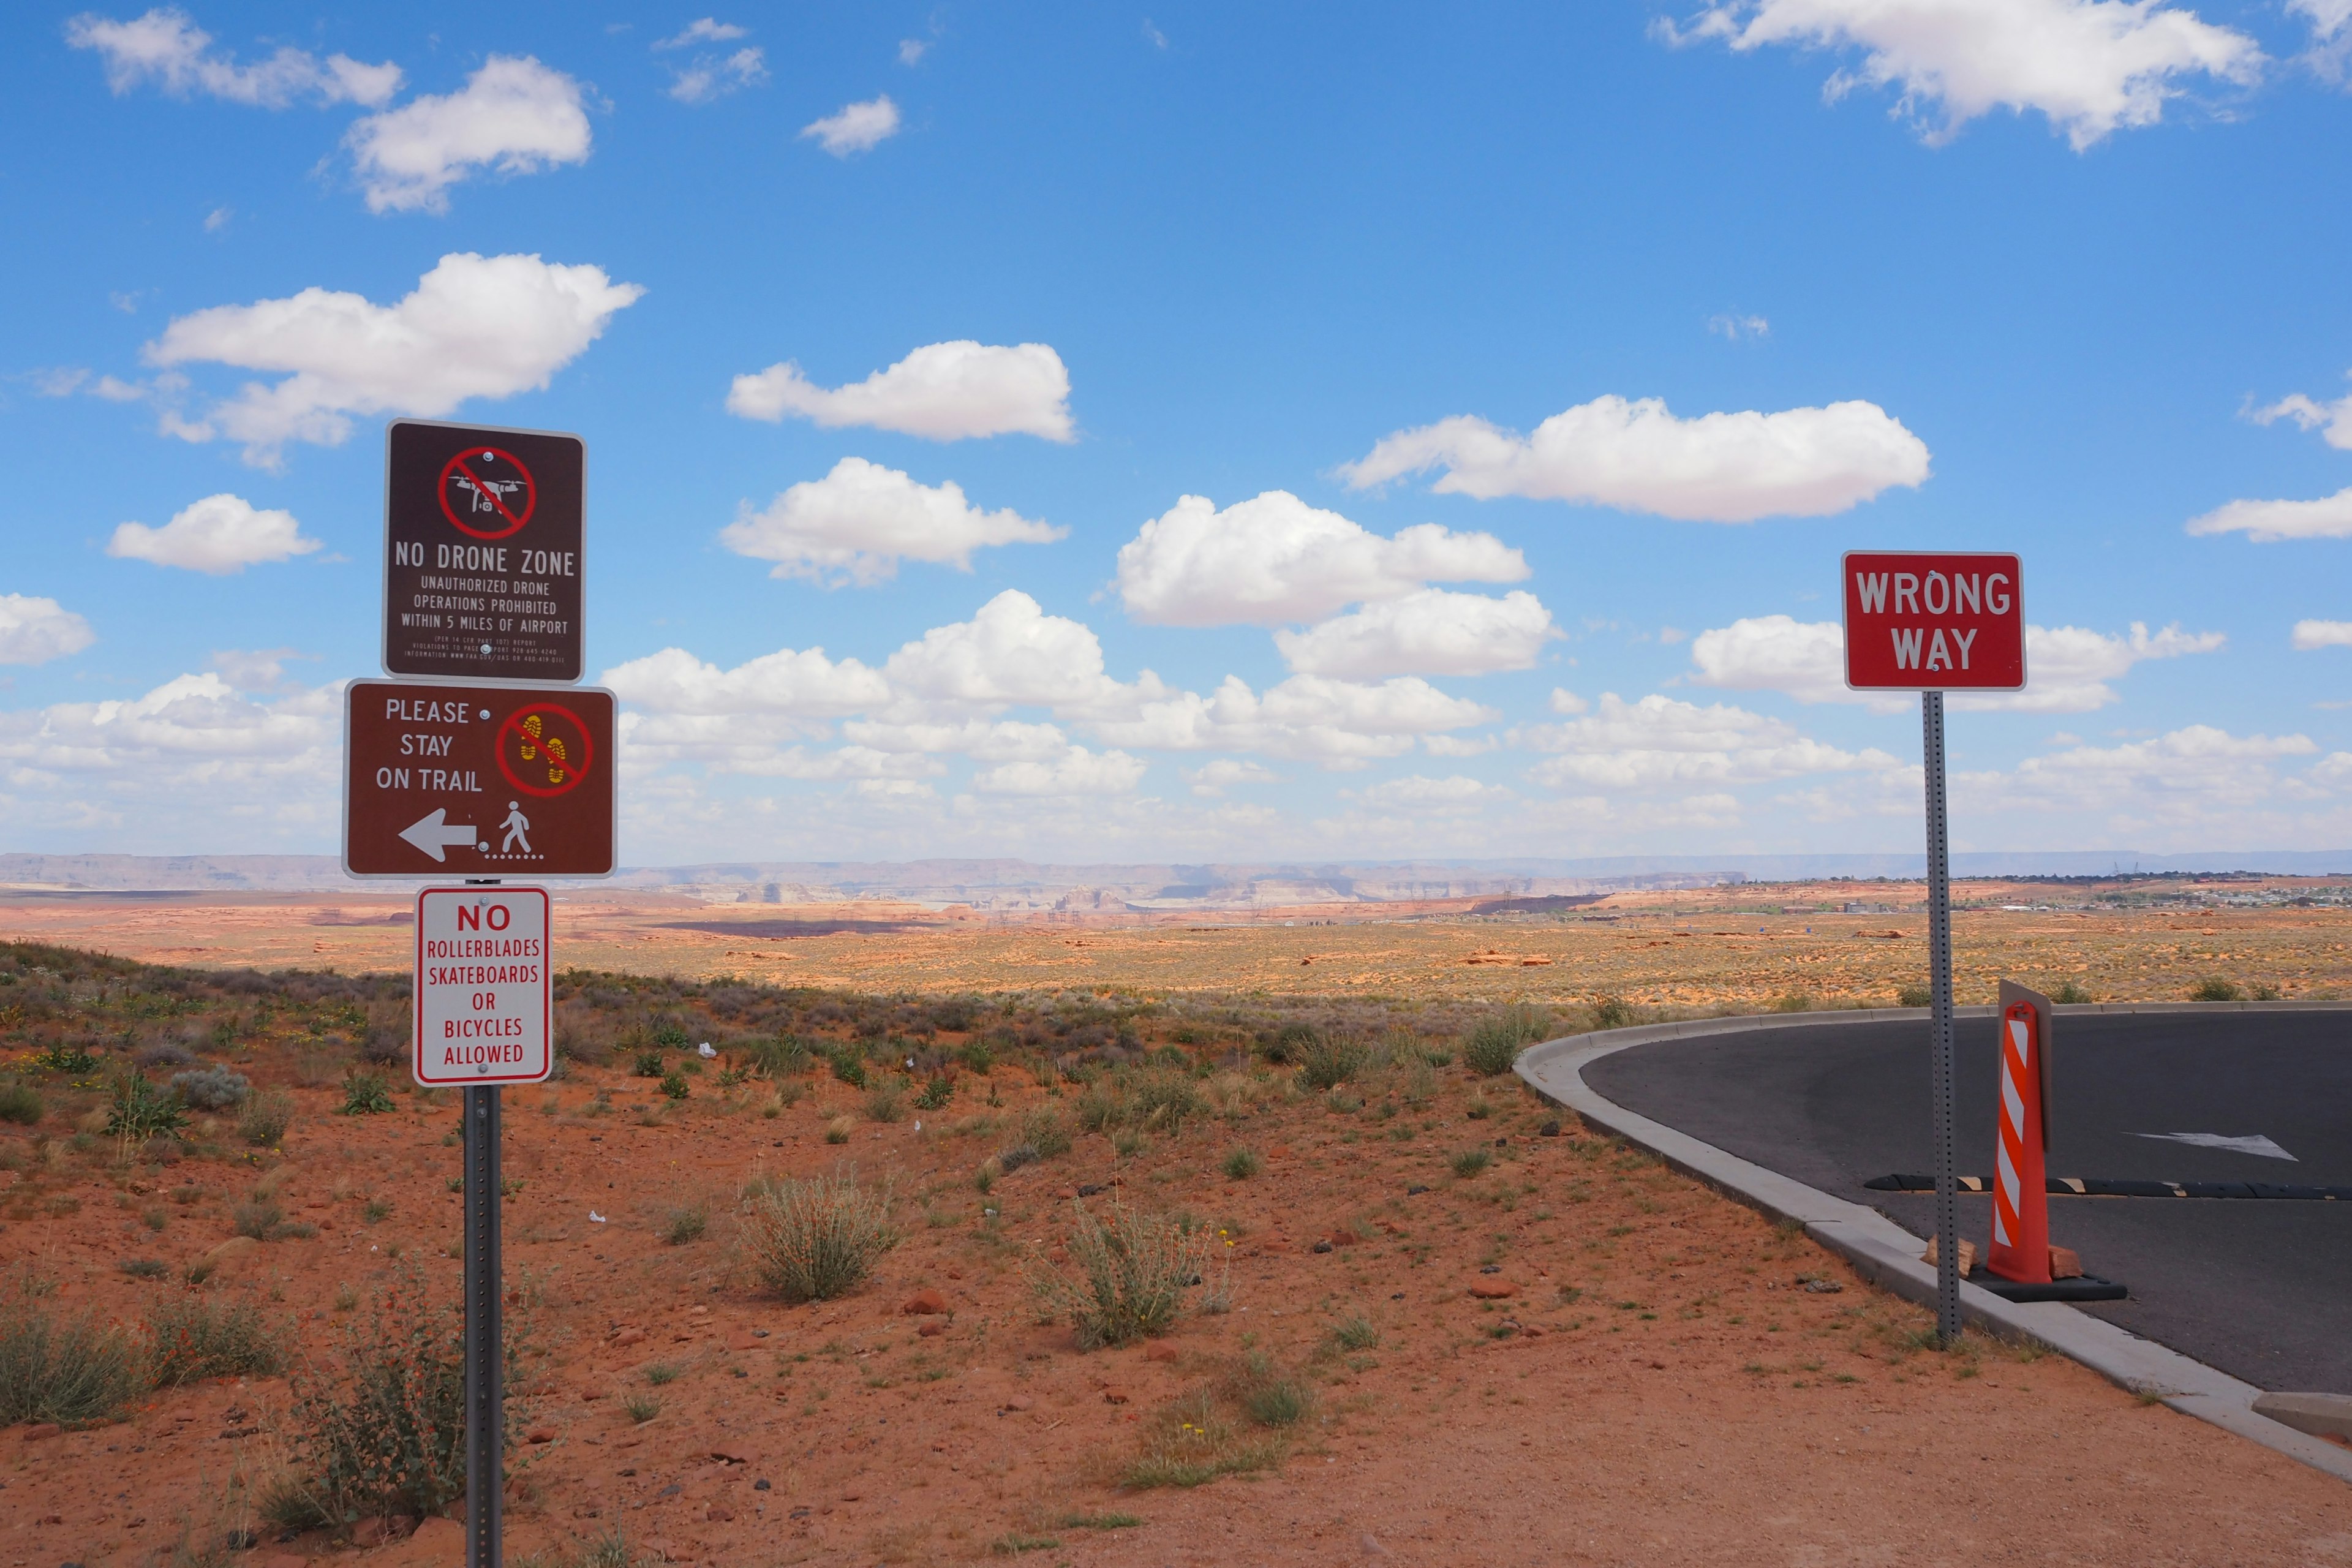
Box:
1461;1003;1551;1076
1027;1200;1209;1349
738;1169;898;1302
147;1292;284;1384
1294;1030;1369;1091
237;1089;293;1147
1121;1380;1289;1488
0;1279;145;1426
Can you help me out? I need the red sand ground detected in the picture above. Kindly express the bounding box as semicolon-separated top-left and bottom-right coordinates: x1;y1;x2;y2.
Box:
7;1044;2351;1567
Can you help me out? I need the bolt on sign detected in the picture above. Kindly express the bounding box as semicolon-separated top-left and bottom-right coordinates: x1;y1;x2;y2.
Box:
1842;551;2026;690
413;886;551;1087
342;680;615;877
383;419;585;684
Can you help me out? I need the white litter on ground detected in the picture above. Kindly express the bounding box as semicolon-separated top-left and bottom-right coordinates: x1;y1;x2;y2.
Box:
2135;1132;2297;1161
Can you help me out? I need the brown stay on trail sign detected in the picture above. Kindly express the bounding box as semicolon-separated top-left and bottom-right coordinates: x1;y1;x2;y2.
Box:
383;419;584;684
343;679;615;878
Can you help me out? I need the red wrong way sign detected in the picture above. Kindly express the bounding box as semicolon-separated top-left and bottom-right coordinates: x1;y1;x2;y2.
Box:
413;886;551;1087
1842;551;2026;690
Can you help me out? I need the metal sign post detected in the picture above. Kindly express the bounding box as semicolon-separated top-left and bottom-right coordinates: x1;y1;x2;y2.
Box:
1842;551;2027;1350
1921;690;1960;1345
463;1082;502;1568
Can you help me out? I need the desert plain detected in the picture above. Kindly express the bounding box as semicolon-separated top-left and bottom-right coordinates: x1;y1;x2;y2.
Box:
0;872;2348;1567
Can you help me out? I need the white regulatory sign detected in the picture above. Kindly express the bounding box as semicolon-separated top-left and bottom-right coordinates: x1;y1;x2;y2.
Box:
413;885;552;1087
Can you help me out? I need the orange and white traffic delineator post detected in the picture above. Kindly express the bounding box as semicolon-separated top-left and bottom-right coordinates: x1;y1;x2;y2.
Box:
1987;1000;2050;1284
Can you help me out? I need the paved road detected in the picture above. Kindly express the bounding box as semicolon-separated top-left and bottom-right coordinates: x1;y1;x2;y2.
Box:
1583;1011;2352;1393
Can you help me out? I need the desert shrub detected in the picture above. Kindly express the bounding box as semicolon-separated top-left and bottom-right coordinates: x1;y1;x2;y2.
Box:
136;1041;199;1070
864;1079;906;1123
148;1292;284;1384
1260;1022;1322;1066
32;1041;99;1074
0;1080;43;1125
742;1036;808;1076
1129;1072;1205;1133
1330;1315;1379;1351
824;1115;853;1145
632;1049;666;1079
995;1144;1036;1175
661;1204;707;1245
1294;1031;1368;1091
170;1066;250;1112
1589;995;1635;1030
1227;1350;1311;1427
119;1258;170;1280
652;1023;691;1050
1221;1148;1262;1180
1026;1200;1208;1349
1450;1148;1492;1178
340;1070;394;1116
106;1073;190;1143
266;1262;523;1531
2190;977;2242;1002
2049;981;2094;1004
1023;1108;1072;1159
0;1281;145;1425
1121;1387;1283;1489
1896;983;1932;1008
1771;992;1814;1013
956;1038;995;1074
917;1076;956;1110
232;1199;285;1240
828;1049;869;1089
659;1071;690;1101
644;1363;680;1385
1461;1005;1548;1077
624;1394;660;1424
238;1090;293;1148
358;1019;408;1066
1074;1084;1120;1133
738;1170;897;1303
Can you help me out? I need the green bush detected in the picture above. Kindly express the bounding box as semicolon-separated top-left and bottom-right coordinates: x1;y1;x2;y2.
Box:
340;1070;394;1115
742;1036;808;1076
827;1049;868;1089
738;1170;898;1303
0;1284;145;1426
1221;1147;1262;1180
2190;977;2242;1002
1896;983;1932;1008
661;1204;707;1245
1330;1315;1379;1351
0;1080;44;1125
631;1049;666;1078
916;1076;956;1110
1259;1022;1321;1066
1023;1107;1072;1159
232;1199;285;1241
956;1038;995;1074
1589;995;1635;1030
1450;1148;1492;1178
148;1292;284;1385
1025;1200;1207;1349
1229;1351;1311;1428
659;1070;690;1101
2049;981;2094;1004
105;1073;189;1143
238;1089;293;1148
1129;1071;1205;1133
1294;1031;1368;1091
652;1023;691;1050
31;1041;99;1074
1461;1005;1548;1077
266;1262;524;1529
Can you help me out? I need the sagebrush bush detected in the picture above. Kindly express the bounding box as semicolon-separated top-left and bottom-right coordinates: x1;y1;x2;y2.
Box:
2190;977;2242;1002
238;1089;292;1147
170;1066;250;1111
1294;1031;1368;1091
0;1080;43;1125
147;1292;284;1384
266;1262;524;1531
1461;1005;1549;1077
738;1170;897;1303
2050;981;2094;1004
0;1283;145;1426
1026;1200;1208;1349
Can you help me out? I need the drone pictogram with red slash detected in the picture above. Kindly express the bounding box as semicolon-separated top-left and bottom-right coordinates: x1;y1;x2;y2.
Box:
497;703;595;799
440;446;538;540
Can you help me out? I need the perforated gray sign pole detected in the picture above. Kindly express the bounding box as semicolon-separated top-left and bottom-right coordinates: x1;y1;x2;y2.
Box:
1921;691;1961;1346
463;1080;502;1568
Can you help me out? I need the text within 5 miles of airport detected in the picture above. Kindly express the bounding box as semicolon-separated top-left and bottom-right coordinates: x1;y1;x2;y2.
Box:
343;679;615;877
383;418;585;684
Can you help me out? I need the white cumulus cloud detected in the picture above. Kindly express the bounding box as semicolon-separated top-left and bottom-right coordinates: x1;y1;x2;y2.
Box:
1964;726;2317;821
2252;382;2352;449
345;56;591;214
667;47;766;104
726;341;1074;442
1340;394;1929;522
1346;774;1515;813
655;19;748;48
801;95;900;156
601;644;888;719
2187;486;2352;541
1184;758;1280;796
2294;619;2352;650
971;745;1147;797
1659;0;2263;151
1273;589;1557;678
0;596;96;666
1518;692;1894;791
1114;491;1526;628
67;7;401;107
718;458;1064;587
105;492;320;574
1687;614;2223;713
0;671;332;782
882;590;1115;710
142;252;643;464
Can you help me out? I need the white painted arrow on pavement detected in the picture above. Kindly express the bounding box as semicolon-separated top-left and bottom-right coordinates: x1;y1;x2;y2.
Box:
399;809;480;862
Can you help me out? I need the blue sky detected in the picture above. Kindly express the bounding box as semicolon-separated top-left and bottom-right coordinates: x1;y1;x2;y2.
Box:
4;1;2351;864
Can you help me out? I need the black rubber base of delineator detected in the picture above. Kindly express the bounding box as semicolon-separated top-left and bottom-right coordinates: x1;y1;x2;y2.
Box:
1971;1274;2128;1303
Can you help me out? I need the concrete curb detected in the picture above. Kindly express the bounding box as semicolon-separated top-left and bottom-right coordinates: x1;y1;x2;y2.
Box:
1515;1005;2352;1486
